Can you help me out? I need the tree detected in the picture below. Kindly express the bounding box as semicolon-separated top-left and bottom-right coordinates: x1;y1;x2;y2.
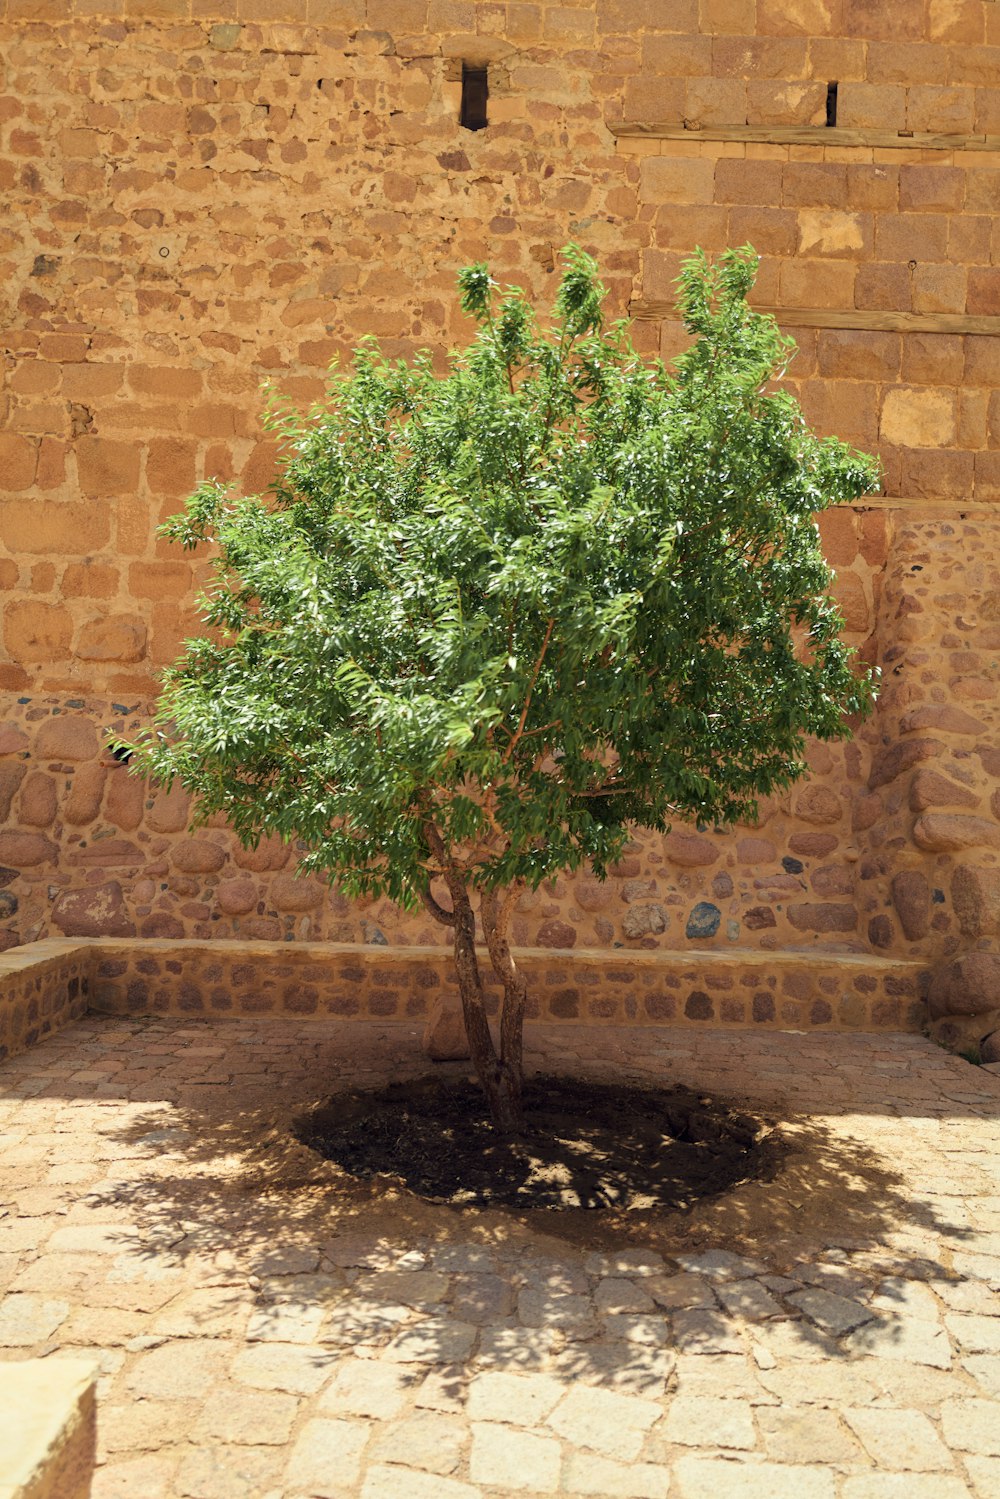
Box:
125;245;879;1134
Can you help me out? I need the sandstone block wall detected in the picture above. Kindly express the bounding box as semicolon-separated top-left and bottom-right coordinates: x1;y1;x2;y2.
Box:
0;938;92;1063
1;0;999;1038
86;936;926;1029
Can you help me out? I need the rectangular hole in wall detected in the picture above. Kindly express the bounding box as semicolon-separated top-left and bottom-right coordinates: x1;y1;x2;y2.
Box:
826;81;838;127
460;64;488;131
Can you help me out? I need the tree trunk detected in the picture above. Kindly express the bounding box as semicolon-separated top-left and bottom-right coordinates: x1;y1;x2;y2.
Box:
418;823;525;1133
480;885;527;1131
435;871;525;1134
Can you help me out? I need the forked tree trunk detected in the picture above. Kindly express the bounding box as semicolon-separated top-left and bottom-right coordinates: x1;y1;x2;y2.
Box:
421;840;526;1133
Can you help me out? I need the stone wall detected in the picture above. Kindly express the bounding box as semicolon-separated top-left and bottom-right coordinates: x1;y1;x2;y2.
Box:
2;0;1000;1040
87;936;926;1028
0;937;92;1063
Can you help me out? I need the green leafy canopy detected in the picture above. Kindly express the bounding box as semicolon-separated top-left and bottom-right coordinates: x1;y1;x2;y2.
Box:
126;245;880;909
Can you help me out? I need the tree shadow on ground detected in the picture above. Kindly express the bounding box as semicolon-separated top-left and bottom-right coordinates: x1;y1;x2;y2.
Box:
40;1014;986;1396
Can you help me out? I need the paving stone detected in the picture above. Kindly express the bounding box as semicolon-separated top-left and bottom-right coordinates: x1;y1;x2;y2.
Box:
870;1278;943;1321
467;1370;565;1425
251;1245;321;1277
547;1384;661;1462
787;1287;874;1336
756;1405;864;1464
382;1318;477;1364
246;1300;325;1343
154;1287;252;1338
99;1397;200;1456
845;1407;954;1471
450;1273;514;1324
594;1277;656;1315
841;1477;975;1499
946;1315;1000;1354
963;1355;1000;1398
196;1386;298;1445
563;1450;671;1498
356;1270;450;1306
600;1312;672;1345
867;1361;977;1411
518;1288;595;1331
673;1308;745;1354
230;1340;334;1395
322;1298;413;1346
361;1465;482;1499
174;1443;283;1498
0;1291;69;1345
370;1411;467;1474
847;1315;953;1368
550;1342;675;1400
964;1456;1000;1499
470;1421;561;1490
714;1279;785;1323
584;1251;665;1278
321;1358;420;1418
660;1394;756;1450
285;1417;370;1495
475;1322;559;1370
941;1399;1000;1456
429;1244;501;1274
48;1224;141;1255
647;1273;717;1310
125;1340;230;1400
91;1453;178;1498
673;1456;837;1499
674;1353;775;1404
413;1366;468;1414
673;1251;765;1282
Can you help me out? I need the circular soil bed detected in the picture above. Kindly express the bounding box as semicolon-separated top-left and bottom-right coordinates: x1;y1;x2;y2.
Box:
296;1074;785;1211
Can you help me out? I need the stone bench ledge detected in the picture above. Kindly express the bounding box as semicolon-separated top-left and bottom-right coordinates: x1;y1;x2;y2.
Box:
0;1360;96;1499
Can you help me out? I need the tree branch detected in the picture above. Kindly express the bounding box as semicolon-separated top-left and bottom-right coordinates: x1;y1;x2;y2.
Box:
503;616;555;765
420;886;456;927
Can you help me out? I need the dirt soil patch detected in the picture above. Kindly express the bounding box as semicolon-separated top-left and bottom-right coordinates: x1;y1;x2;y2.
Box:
295;1073;787;1211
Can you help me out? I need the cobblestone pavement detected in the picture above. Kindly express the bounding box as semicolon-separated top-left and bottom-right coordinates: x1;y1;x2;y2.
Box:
1;1016;999;1499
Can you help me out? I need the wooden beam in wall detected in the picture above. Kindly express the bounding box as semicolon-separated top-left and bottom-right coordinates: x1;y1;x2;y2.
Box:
629;303;1000;336
612;122;1000;152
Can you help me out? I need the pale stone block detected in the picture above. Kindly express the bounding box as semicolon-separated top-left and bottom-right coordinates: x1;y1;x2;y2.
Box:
466;1370;565;1426
196;1387;298;1446
230;1340;334;1395
787;1287;874;1336
361;1464;482;1499
662;1395;757;1450
321;1359;418;1418
286;1417;369;1495
470;1422;562;1490
940;1398;1000;1456
672;1308;745;1355
841;1477;977;1499
847;1315;953;1368
0;1294;69;1347
547;1384;661;1462
126;1339;229;1400
382;1318;476;1363
714;1279;784;1323
757;1405;863;1465
673;1456;837;1499
0;1358;96;1499
594;1277;656;1315
845;1407;953;1471
370;1412;468;1474
946;1315;1000;1354
563;1449;671;1498
647;1272;716;1310
246;1300;325;1343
